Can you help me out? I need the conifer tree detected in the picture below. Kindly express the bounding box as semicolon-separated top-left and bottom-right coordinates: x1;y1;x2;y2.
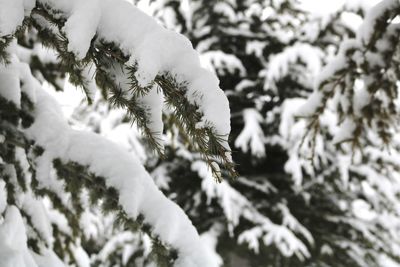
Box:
2;0;400;267
108;0;400;266
0;1;235;266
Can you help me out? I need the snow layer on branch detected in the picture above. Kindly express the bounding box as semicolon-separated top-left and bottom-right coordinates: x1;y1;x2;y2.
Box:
192;160;311;260
199;226;223;267
24;72;218;267
316;39;359;89
359;0;400;44
95;231;141;264
0;0;35;36
0;206;38;267
38;0;231;140
200;51;246;76
0;61;21;107
332;118;356;144
0;45;40;106
0;180;6;214
0;48;218;266
0;0;24;36
22;194;53;246
63;0;101;60
138;85;164;141
263;43;323;91
32;248;66;267
234;108;265;158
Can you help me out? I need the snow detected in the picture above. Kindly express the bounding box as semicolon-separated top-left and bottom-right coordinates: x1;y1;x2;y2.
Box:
137;85;164;142
0;29;225;264
22;194;53;246
0;0;25;36
32;248;66;267
297;91;323;117
340;12;364;33
234;108;265;158
200;50;246;76
192;160;249;229
263;43;323;91
46;208;71;236
358;0;400;44
0;0;35;36
0;180;7;214
246;40;266;58
24;73;219;267
0;59;22;107
0;206;38;267
199;226;223;267
192;160;311;259
96;231;138;263
380;255;400;267
353;79;370;116
316;39;359;89
70;244;91;267
279;98;306;140
81;63;97;101
352;199;377;221
63;0;101;60
2;0;399;266
213;2;236;22
235;79;256;92
332;118;356;144
0;48;40;106
300;0;379;17
37;0;231;143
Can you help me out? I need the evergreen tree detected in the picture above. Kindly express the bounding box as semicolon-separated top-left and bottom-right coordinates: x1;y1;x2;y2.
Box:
0;1;235;266
2;0;400;267
110;0;400;266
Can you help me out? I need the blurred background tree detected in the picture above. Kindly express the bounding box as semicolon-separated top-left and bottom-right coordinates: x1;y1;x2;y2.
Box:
2;0;400;266
67;0;400;266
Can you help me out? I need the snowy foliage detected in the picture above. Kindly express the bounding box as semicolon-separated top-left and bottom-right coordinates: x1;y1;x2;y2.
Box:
0;0;236;266
126;0;400;266
1;0;400;267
